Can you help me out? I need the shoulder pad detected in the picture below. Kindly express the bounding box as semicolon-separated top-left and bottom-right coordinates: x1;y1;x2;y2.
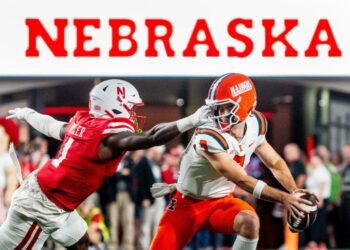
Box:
251;111;268;136
194;128;228;153
103;121;135;134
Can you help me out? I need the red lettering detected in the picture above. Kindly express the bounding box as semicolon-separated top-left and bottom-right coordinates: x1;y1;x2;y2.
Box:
73;19;100;57
305;19;341;57
26;18;68;57
183;19;219;57
262;19;298;57
145;19;175;57
117;86;126;100
227;19;253;57
109;19;137;57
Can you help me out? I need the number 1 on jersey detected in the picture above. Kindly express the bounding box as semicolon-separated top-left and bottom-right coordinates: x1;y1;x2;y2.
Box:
52;137;74;168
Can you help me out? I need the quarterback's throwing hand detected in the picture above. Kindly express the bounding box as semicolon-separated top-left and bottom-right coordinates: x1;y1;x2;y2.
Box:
6;107;36;121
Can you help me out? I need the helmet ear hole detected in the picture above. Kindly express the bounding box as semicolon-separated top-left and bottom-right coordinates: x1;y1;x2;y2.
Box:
112;109;122;115
213;109;219;117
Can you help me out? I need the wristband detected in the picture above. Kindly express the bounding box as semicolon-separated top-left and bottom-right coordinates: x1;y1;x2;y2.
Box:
253;180;266;199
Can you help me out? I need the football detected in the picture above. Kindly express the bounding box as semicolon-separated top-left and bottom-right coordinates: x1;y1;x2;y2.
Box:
287;193;318;233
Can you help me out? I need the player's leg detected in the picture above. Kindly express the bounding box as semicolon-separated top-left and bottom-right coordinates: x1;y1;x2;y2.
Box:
150;192;207;250
50;210;88;249
0;208;49;249
232;210;260;250
206;196;259;250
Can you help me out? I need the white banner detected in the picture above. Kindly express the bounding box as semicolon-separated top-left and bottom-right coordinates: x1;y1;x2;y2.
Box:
0;0;350;77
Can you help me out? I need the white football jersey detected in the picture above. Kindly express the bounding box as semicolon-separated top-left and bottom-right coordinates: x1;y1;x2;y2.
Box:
176;111;268;199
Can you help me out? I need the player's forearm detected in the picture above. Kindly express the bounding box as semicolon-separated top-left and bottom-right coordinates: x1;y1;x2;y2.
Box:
149;122;180;146
234;175;287;203
147;112;201;145
269;158;297;193
259;183;288;203
26;111;66;140
218;166;287;203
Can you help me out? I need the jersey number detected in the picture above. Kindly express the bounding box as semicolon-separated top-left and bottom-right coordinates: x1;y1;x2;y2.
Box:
199;140;209;153
52;138;74;168
233;155;245;167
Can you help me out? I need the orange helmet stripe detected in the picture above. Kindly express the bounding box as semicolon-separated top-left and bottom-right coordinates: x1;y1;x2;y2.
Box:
208;73;232;100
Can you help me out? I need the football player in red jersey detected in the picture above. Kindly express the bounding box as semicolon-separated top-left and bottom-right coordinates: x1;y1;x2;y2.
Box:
150;73;316;250
0;79;210;250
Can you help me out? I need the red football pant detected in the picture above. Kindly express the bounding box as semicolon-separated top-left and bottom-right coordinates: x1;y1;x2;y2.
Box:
150;191;255;250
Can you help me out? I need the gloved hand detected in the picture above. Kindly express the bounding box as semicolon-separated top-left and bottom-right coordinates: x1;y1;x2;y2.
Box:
190;105;212;127
151;183;177;198
176;105;212;133
6;107;36;121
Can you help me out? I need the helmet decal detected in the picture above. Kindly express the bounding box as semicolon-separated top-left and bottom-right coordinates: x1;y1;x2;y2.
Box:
116;86;126;103
230;80;253;97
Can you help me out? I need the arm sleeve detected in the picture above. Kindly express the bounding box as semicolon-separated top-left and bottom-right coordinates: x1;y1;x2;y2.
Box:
26;112;67;140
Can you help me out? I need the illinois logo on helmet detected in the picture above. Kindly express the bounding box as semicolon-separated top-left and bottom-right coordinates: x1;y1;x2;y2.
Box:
89;79;145;132
205;73;257;131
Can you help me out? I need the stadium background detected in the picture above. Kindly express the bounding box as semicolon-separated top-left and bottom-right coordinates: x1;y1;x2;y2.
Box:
0;0;350;249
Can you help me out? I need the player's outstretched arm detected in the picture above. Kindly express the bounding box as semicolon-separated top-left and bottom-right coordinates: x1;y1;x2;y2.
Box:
255;140;297;193
203;151;312;219
7;107;66;140
105;106;211;152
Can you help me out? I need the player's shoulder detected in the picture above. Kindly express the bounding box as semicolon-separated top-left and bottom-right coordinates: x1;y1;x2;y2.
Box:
70;111;136;135
249;110;268;136
103;117;136;135
71;111;88;121
194;124;229;153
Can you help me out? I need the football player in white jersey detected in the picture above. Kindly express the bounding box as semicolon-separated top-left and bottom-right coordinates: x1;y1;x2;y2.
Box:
150;73;314;250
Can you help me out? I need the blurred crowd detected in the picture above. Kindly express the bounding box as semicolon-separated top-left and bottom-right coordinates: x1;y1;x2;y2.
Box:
1;123;350;250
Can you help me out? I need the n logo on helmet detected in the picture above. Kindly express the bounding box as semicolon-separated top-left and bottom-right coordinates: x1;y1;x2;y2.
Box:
116;86;126;102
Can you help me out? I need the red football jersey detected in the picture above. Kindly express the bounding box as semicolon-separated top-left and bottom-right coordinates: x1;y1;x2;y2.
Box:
37;111;136;211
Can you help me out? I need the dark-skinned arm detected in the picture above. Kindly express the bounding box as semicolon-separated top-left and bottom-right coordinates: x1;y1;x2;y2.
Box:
103;105;210;152
105;122;181;152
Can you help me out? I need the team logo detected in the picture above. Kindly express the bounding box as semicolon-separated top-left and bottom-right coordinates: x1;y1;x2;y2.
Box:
116;86;126;102
168;199;177;211
230;80;252;97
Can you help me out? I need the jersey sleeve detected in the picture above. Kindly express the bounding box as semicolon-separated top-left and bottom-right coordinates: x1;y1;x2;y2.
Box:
193;128;229;154
103;121;135;134
252;111;268;146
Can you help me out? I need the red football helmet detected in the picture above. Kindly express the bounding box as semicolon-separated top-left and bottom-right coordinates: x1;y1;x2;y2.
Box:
205;73;257;131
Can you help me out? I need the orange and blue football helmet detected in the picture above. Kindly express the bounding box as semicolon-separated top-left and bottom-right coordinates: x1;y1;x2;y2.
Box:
206;73;257;131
